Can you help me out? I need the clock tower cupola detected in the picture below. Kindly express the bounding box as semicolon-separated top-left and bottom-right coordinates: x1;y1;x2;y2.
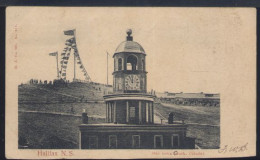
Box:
113;29;147;93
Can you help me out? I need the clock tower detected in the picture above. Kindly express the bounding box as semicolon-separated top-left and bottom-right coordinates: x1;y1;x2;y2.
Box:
104;29;154;124
113;29;147;93
79;29;196;149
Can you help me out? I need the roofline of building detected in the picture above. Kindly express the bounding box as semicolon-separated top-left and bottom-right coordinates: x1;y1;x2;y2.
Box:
113;51;146;58
103;93;155;102
79;123;188;132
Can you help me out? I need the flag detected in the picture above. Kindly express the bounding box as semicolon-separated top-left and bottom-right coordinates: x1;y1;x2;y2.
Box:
64;29;74;36
65;42;72;46
66;37;75;44
49;52;57;56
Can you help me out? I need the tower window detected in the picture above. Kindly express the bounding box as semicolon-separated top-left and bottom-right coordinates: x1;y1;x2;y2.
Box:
154;135;163;148
118;58;122;71
132;135;140;148
127;55;137;71
129;106;136;118
171;134;179;148
109;135;117;149
142;59;145;71
127;63;132;70
114;58;117;71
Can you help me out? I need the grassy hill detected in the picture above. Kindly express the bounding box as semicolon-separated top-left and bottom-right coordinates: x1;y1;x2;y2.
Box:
156;103;220;125
19;102;106;149
18;83;219;149
19;111;105;149
18;83;108;149
154;103;220;149
19;83;112;103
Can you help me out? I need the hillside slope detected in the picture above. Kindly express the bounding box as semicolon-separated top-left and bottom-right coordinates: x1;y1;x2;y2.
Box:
18;82;109;149
19;82;112;103
154;103;220;149
18;84;219;149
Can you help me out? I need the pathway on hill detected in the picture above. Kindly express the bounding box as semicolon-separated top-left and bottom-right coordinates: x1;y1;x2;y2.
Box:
19;110;105;118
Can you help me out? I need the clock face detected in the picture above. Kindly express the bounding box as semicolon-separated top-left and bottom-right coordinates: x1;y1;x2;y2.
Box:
125;75;140;90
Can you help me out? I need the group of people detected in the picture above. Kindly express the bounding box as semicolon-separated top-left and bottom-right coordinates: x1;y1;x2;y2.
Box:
29;79;51;85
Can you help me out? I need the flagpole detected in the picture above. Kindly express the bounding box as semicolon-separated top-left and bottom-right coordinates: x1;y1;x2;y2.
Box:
107;52;108;85
73;29;76;82
56;52;59;79
74;51;76;81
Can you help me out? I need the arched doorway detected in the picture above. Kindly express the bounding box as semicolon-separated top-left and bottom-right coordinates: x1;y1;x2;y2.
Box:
127;55;137;71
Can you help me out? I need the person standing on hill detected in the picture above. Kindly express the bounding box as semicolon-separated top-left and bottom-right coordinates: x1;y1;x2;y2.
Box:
71;105;75;114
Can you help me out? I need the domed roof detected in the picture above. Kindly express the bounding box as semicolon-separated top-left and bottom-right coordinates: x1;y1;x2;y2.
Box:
114;29;145;54
115;41;145;54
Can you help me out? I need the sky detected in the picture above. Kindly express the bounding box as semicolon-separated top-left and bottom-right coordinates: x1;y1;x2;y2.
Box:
6;7;256;93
